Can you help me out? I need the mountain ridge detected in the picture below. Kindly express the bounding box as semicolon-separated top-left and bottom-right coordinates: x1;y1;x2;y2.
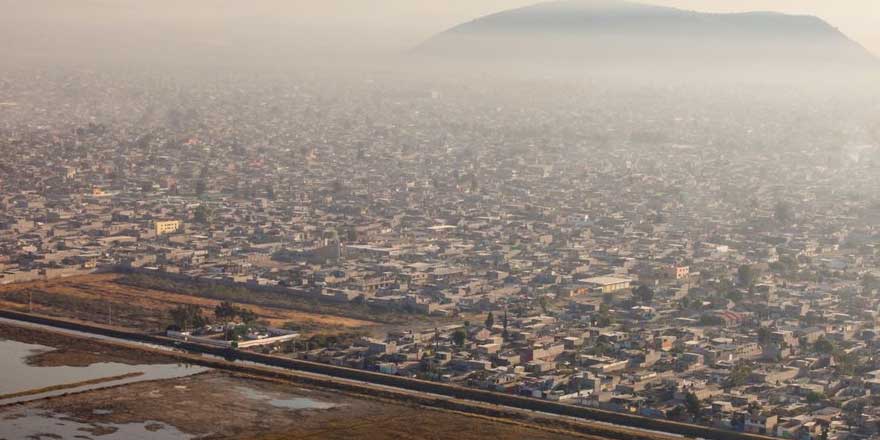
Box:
416;0;877;72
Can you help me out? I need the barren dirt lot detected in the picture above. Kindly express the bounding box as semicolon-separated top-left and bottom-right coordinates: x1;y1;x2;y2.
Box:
0;274;375;334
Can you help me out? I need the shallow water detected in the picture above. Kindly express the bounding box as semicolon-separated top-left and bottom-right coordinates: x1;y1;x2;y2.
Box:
0;339;207;405
0;409;193;440
235;386;338;410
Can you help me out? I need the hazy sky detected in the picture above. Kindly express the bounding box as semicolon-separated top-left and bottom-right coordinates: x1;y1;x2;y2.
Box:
282;0;880;54
4;0;879;59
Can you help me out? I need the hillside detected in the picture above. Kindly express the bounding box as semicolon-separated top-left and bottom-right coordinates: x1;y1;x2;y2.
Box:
416;0;877;72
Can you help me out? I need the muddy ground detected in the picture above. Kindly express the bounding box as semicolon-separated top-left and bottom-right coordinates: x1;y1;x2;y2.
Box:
9;372;593;440
1;366;596;440
0;324;179;367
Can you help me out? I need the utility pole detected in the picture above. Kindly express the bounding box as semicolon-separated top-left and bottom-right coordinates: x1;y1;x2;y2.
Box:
28;291;33;313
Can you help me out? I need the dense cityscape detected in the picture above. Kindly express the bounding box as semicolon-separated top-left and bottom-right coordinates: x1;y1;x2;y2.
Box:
2;61;880;440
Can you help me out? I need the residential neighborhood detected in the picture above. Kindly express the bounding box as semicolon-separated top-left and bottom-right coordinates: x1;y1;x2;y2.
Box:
3;55;880;440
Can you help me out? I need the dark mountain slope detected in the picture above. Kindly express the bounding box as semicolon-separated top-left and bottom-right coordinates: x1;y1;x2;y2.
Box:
416;0;877;72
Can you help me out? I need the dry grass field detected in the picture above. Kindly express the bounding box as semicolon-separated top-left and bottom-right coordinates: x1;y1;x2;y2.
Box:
0;274;376;334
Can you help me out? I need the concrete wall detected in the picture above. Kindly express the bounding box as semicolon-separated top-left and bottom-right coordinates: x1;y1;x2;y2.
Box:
118;266;317;299
0;267;98;285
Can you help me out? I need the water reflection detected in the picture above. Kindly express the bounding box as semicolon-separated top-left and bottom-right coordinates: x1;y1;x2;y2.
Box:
235;386;338;410
0;339;207;405
0;409;193;440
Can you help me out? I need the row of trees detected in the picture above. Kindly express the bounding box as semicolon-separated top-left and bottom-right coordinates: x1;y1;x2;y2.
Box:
168;301;257;331
213;301;257;323
168;304;208;331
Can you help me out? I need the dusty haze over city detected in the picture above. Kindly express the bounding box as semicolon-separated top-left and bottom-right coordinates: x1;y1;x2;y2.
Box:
2;0;879;59
2;1;880;440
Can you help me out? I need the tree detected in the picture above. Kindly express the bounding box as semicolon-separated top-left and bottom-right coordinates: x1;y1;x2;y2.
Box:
843;401;866;430
193;205;213;225
806;391;825;404
685;392;701;418
814;336;835;355
214;301;257;324
596;303;613;327
833;349;859;376
538;296;550;314
718;277;735;294
634;285;654;304
214;301;238;321
757;327;772;346
724;362;753;388
747;401;762;414
169;304;207;331
699;314;724;326
668;405;687;420
863;273;880;293
238;308;258;324
485;312;495;330
195;179;207;196
588;341;611;356
680;296;691;310
452;329;467;347
726;289;744;303
818;423;829;440
737;265;757;288
774;201;795;224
